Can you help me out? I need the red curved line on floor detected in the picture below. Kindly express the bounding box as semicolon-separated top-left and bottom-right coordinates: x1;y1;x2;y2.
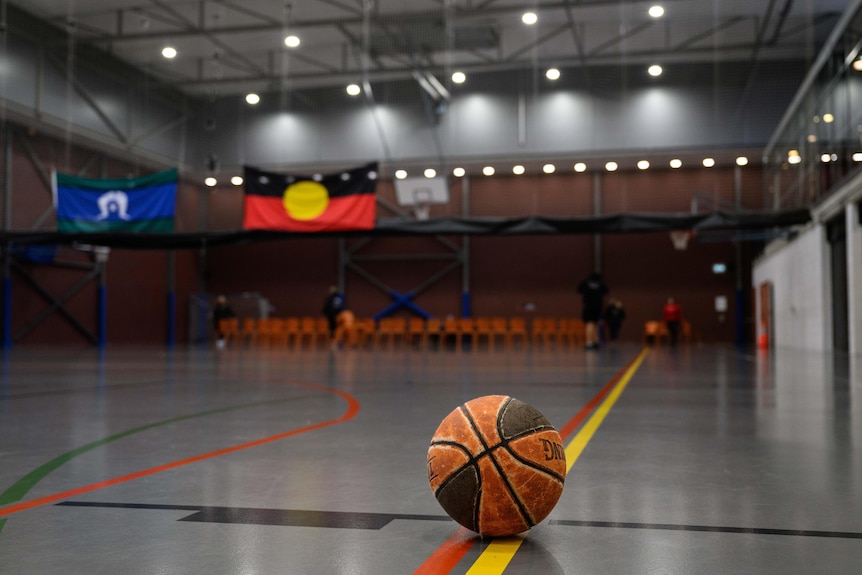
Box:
0;381;360;519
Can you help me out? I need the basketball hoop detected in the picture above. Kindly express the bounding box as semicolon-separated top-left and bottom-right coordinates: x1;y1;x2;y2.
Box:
670;230;694;251
414;202;430;221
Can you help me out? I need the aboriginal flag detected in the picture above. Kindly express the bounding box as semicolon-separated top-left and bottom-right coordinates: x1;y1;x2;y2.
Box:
243;163;377;232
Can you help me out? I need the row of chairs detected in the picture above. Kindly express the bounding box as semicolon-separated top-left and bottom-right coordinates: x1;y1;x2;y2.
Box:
218;316;589;350
642;320;697;345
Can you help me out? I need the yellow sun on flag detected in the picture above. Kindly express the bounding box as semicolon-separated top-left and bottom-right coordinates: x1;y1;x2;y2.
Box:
283;181;329;220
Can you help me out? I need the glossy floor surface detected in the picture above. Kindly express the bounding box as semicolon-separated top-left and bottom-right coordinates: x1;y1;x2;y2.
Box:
1;343;860;574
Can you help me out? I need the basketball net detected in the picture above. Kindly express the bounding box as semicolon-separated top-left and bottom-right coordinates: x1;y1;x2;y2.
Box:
670;230;693;250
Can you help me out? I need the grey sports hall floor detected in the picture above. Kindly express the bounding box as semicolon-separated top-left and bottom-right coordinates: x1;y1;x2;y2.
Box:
1;342;860;574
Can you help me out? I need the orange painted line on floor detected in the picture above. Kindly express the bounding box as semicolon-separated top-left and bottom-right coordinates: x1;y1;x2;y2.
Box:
412;527;478;575
413;349;648;574
0;381;360;519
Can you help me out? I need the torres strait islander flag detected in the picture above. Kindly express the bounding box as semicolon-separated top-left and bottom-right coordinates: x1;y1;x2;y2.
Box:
243;163;378;232
53;168;178;233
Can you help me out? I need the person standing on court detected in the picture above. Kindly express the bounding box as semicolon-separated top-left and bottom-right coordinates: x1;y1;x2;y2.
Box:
212;294;236;350
321;285;345;343
663;296;683;346
603;299;626;342
577;271;608;350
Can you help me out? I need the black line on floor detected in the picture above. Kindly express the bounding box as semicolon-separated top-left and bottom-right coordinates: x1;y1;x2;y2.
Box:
56;501;450;530
55;502;862;539
549;519;862;539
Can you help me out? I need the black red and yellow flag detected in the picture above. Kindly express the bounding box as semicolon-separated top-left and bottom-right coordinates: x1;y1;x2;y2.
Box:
243;163;377;232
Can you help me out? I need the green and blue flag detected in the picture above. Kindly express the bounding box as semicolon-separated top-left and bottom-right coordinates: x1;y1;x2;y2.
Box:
53;168;178;233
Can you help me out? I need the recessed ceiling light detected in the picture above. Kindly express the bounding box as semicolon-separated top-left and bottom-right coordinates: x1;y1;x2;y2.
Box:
820;153;832;163
452;71;466;84
637;160;650;170
546;68;561;80
543;164;556;174
788;154;802;165
853;153;862;162
807;134;818;143
513;165;526;175
522;12;538;25
424;168;437;178
574;162;587;173
669;158;682;169
284;35;300;48
245;93;260;105
161;46;177;59
231;176;243;186
648;64;663;77
736;156;749;166
204;177;217;187
854;59;862;72
482;166;495;176
823;113;835;123
648;5;665;18
346;83;361;96
702;158;715;168
605;161;618;172
395;169;408;179
453;167;466;177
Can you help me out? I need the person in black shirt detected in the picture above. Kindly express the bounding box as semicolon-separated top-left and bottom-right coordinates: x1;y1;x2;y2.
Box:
603;299;626;342
212;294;236;350
321;286;345;343
577;272;608;350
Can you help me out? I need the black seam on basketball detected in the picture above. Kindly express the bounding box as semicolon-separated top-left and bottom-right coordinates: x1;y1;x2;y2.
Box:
460;404;493;531
430;440;480;497
490;397;539;529
494;430;567;484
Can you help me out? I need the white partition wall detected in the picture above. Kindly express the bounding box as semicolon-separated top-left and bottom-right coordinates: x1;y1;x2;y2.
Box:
753;225;832;352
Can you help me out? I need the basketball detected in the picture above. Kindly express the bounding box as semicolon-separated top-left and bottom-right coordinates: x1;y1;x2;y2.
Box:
427;395;566;537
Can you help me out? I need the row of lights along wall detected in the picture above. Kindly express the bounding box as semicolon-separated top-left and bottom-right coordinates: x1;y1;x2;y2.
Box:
202;151;862;187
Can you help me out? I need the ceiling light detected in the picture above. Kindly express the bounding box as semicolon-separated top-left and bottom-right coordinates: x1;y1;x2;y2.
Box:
823;113;835;123
395;169;408;179
513;165;526;175
648;64;663;77
453;167;466;177
807;134;818;143
574;162;587;173
669;158;682;168
853;153;862;162
452;71;466;84
346;83;361;96
637;160;650;170
424;168;437;178
245;93;260;105
546;68;561;80
482;166;495;176
543;164;556;174
820;153;832;163
702;158;715;168
231;176;243;186
854;59;862;72
788;154;802;165
605;161;618;172
161;46;177;59
204;177;217;187
648;5;665;18
522;12;538;25
788;149;800;157
284;35;300;48
736;156;749;166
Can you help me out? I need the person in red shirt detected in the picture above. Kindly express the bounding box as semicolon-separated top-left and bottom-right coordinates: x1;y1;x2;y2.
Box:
663;297;683;346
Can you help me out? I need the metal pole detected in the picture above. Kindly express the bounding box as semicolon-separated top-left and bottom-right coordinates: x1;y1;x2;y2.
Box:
461;175;471;317
593;172;602;272
734;165;745;347
166;251;176;348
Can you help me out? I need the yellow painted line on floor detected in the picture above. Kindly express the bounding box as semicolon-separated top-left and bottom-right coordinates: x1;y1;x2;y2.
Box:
565;347;649;472
465;537;524;575
465;347;649;574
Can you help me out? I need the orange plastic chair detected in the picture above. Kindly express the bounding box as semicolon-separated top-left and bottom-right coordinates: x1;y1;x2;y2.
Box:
298;317;318;348
376;317;407;350
283;317;301;348
406;317;427;348
507;317;529;349
474;317;493;349
424;318;443;350
643;321;669;345
442;317;460;350
489;317;508;350
457;318;475;350
334;310;358;348
239;317;257;346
